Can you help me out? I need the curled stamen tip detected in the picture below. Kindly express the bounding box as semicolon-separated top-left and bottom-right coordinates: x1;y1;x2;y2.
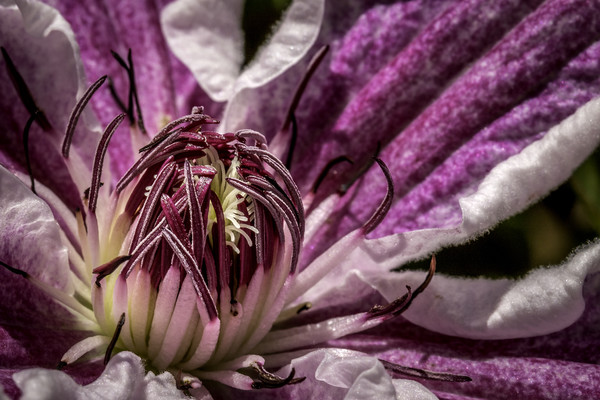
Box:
362;157;394;235
251;364;305;389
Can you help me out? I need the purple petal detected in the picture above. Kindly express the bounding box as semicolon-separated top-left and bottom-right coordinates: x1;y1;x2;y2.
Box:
0;167;71;291
0;0;99;208
342;0;600;237
47;0;181;180
334;272;600;400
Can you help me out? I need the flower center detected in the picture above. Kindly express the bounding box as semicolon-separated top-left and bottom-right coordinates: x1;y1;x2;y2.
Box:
92;109;304;371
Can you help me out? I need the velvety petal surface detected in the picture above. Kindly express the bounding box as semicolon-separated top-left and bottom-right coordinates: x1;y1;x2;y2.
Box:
0;166;90;398
219;0;600;262
291;96;600;344
334;271;600;400
340;0;600;238
13;352;190;400
44;0;181;180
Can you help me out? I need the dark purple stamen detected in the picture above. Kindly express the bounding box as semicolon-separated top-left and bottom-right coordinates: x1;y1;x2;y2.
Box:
139;109;218;153
1;46;51;131
110;49;146;134
162;228;218;320
250;363;305;389
93;255;131;287
339;142;382;194
104;312;126;365
368;256;436;320
107;76;126;112
23;112;38;194
311;155;354;194
284;112;297;170
362;158;394;235
0;260;28;278
379;359;472;382
368;285;412;319
63;75;107;158
279;45;329;169
89;113;127;213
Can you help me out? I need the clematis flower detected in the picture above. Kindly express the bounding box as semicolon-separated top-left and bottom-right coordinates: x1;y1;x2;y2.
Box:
1;0;600;399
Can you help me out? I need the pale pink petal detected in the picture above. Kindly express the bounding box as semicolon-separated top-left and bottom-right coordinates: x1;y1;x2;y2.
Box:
13;352;190;400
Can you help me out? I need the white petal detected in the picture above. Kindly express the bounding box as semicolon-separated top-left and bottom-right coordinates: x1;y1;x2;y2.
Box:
0;166;72;292
234;0;324;91
368;239;600;339
268;349;437;400
1;0;100;146
14;352;189;400
161;0;244;102
301;95;600;304
220;0;324;131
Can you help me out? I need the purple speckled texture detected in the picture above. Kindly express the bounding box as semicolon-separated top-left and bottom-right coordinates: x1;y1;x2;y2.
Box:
292;0;600;263
0;268;103;398
332;273;600;400
2;0;600;398
42;0;220;183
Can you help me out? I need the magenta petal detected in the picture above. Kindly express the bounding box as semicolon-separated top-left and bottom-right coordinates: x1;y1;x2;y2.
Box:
47;0;182;180
343;0;600;236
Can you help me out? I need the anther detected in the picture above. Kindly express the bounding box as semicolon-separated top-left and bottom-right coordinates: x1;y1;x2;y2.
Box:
0;260;29;278
89;113;127;213
362;158;394;235
339;142;381;194
367;256;435;319
250;363;305;389
63;75;108;158
93;255;132;287
104;313;126;365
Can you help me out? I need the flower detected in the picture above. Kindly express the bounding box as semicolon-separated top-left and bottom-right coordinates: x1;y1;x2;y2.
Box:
1;0;600;399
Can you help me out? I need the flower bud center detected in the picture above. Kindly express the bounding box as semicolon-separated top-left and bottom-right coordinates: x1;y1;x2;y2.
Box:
92;116;303;371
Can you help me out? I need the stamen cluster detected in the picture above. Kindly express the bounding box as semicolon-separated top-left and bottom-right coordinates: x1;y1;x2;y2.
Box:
92;108;304;371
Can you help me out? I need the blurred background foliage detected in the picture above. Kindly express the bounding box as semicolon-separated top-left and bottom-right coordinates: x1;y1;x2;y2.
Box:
241;1;600;279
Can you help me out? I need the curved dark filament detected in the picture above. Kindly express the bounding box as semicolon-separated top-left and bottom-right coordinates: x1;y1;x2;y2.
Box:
110;49;146;134
379;359;472;382
311;155;354;194
89;113;127;213
1;46;51;131
104;313;126;365
23;112;38;194
250;363;305;389
362;158;394;235
280;45;329;169
63;75;107;158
